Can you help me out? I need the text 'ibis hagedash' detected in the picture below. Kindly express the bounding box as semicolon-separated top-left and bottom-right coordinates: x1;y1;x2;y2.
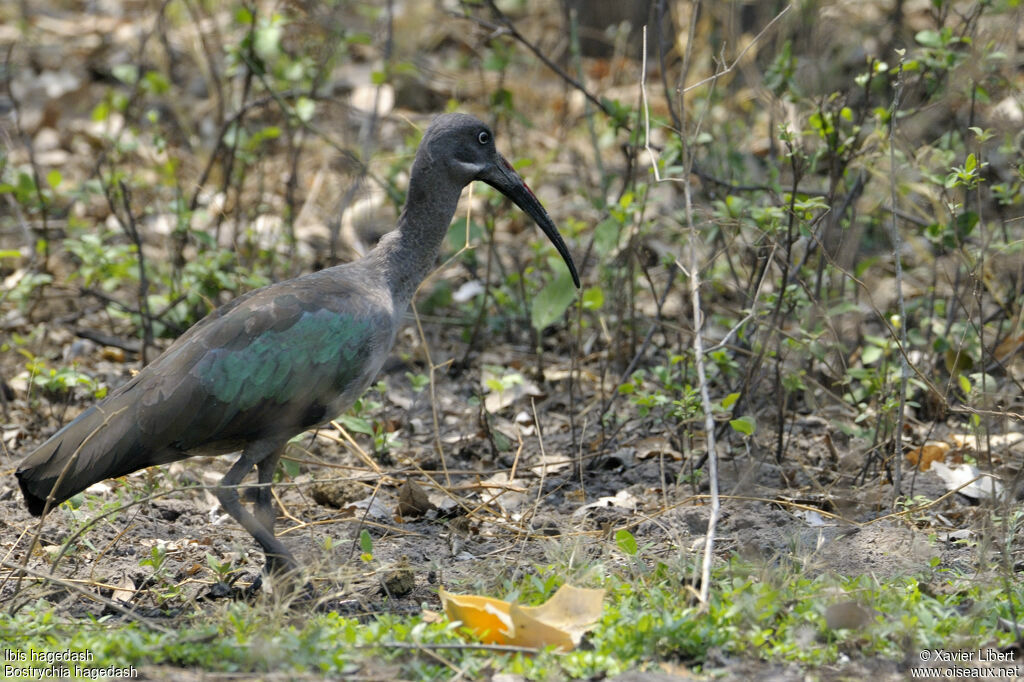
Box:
16;113;580;576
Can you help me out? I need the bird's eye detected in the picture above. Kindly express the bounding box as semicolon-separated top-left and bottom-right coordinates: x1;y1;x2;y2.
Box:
477;130;490;145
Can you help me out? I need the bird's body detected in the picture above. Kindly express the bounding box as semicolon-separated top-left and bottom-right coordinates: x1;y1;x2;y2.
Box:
16;113;579;575
19;262;396;514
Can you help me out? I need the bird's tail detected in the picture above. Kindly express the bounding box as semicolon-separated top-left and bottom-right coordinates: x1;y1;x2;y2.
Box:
16;402;148;516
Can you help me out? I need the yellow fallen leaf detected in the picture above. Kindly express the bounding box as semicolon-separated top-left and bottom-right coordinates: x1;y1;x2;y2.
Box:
512;584;606;650
439;584;605;651
906;441;950;471
419;608;444;624
438;588;515;645
994;332;1024;363
634;435;683;460
950;432;1024;450
110;573;135;603
505;604;574;650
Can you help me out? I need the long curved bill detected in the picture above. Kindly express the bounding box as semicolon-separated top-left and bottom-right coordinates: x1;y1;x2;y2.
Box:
480;155;581;288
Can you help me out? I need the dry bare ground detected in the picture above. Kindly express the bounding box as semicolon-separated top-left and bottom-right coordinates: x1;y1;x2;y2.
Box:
1;1;1022;679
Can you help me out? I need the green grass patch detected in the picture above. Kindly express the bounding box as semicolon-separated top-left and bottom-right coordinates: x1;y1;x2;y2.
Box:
3;557;1019;679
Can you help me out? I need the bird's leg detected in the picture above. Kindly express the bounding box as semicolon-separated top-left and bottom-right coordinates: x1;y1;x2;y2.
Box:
215;440;297;576
253;446;283;537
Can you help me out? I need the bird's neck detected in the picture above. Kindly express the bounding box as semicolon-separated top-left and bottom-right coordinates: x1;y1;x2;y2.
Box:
375;167;463;307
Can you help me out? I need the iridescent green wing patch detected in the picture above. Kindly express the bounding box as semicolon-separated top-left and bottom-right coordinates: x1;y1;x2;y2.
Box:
195;309;374;412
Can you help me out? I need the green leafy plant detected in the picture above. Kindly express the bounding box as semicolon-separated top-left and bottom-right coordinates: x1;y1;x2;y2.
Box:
64;230;139;291
335;382;401;455
20;352;106;401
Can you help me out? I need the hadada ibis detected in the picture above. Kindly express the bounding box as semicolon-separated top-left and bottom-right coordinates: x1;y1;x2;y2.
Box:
16;113;580;575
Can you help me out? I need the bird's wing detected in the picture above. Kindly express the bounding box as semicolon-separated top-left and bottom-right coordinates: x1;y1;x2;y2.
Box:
15;270;395;512
122;271;394;452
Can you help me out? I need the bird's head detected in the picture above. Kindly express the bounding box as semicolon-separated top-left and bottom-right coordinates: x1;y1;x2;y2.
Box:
419;113;580;288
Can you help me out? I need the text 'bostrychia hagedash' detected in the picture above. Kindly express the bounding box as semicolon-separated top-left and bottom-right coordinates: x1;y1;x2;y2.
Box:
16;113;580;576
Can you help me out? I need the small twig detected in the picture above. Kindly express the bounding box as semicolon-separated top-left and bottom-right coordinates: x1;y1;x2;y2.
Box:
74;328;142;354
886;55;909;508
117;180;154;364
406;185;479;487
704;243;776;354
565;9;597;478
79;288;187;338
411;301;451;488
471;1;616;120
0;58;39;258
594;263;678;438
329;420;384;474
3;43;51;252
680;5;792;96
674;46;721;613
345;479;385;563
642;1;792;610
568;8;608;194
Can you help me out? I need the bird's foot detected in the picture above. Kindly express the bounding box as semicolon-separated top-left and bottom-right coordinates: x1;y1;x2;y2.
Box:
243;573;263;598
264;552;300;579
223;572;311;603
200;572;264;601
256;552;317;601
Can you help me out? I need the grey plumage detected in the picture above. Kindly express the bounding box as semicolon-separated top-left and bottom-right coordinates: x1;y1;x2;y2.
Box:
16;113;579;575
